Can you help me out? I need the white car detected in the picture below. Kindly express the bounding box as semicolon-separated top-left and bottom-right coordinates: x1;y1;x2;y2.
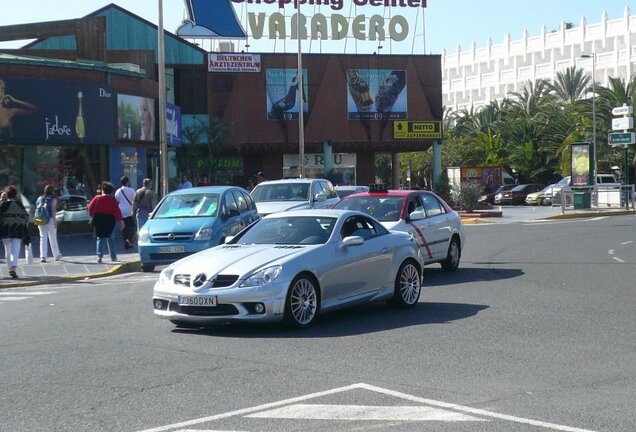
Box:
152;209;422;328
334;185;465;270
250;178;340;216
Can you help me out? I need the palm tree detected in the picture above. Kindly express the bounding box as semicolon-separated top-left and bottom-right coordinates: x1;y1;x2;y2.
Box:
509;79;553;116
549;66;590;105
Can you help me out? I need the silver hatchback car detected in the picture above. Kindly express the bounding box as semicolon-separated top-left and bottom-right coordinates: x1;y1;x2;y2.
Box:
250;178;340;216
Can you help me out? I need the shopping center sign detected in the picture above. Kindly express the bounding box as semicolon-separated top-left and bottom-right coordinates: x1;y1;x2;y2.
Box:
179;0;427;41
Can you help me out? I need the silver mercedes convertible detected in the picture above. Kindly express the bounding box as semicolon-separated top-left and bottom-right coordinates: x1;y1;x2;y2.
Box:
152;209;422;329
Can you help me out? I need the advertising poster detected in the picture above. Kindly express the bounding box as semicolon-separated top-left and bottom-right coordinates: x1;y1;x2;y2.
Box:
181;114;209;144
117;94;156;142
0;77;115;145
347;69;407;120
110;145;147;189
571;142;591;186
266;68;308;121
166;103;182;147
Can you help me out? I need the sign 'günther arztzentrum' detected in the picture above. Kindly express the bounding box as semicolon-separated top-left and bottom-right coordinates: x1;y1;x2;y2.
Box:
393;121;442;140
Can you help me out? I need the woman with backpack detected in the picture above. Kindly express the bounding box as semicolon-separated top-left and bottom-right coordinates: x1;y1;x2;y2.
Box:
35;184;61;263
0;185;30;278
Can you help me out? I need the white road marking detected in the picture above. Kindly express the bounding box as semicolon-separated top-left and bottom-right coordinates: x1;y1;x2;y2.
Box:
175;430;247;432
612;257;625;263
356;383;598;432
137;383;363;432
137;383;598;432
0;291;55;296
247;404;487;422
621;241;633;245
608;250;614;255
0;297;29;301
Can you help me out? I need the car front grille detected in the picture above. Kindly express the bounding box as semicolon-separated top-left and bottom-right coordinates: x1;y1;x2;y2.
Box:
211;275;239;288
152;232;194;241
171;274;239;288
149;252;191;261
168;303;239;316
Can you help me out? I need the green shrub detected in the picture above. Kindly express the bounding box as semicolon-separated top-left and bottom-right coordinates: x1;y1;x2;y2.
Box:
457;182;483;212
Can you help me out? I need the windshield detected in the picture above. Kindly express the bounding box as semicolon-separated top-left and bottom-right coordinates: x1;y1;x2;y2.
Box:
234;216;336;245
154;193;219;219
251;183;310;202
334;196;403;222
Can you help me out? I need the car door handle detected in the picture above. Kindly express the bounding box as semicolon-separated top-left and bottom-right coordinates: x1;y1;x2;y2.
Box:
381;247;390;253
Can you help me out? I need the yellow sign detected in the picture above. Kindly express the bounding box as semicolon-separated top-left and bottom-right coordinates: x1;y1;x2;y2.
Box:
393;121;442;139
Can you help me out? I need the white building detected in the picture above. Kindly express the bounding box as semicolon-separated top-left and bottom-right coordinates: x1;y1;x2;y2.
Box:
442;7;636;112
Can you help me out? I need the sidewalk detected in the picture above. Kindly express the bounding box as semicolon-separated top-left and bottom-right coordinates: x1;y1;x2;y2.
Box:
0;232;141;288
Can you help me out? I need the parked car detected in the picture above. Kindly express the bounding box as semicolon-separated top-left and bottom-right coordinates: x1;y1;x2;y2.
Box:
333;184;465;271
335;185;369;199
479;184;516;205
138;186;260;272
525;184;556;206
152;209;422;329
55;195;89;223
250;178;340;216
495;184;545;205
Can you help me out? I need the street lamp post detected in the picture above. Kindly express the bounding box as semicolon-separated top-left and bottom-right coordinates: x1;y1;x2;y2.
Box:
581;53;597;184
158;0;169;197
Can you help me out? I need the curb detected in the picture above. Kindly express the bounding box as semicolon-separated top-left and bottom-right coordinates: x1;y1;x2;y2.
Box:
0;260;142;289
542;210;635;220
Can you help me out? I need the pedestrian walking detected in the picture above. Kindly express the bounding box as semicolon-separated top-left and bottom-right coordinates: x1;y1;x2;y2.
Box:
197;175;212;187
177;174;193;189
88;181;124;263
132;178;157;231
35;184;62;262
256;171;267;184
114;176;136;250
0;185;30;278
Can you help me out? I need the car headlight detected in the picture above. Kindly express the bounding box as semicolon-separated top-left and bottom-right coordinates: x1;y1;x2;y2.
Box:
240;265;282;288
195;227;213;241
495;193;502;199
139;229;150;242
159;266;174;284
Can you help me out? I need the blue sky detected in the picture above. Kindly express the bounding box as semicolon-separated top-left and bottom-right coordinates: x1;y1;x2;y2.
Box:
0;0;635;54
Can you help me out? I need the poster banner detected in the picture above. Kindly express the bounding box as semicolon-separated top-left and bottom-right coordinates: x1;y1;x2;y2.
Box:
346;69;407;120
109;145;147;189
117;94;156;142
0;77;115;145
571;142;591;186
209;53;261;72
166;103;182;147
181;114;209;144
266;68;308;121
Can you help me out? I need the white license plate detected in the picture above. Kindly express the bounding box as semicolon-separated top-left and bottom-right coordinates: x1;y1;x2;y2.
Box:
177;296;217;307
159;246;185;253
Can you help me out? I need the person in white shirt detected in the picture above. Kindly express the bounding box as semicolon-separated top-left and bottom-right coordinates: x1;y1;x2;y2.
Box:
177;174;193;190
114;176;136;250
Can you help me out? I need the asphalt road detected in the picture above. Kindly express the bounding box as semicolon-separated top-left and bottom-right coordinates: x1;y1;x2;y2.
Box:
1;214;635;432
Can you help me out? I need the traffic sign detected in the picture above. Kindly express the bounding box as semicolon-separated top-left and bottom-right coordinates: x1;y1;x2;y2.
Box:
393;121;442;139
611;117;634;131
608;132;635;146
612;105;633;116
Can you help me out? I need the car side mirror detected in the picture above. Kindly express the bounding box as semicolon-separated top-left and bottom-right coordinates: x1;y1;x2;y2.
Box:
341;236;364;247
409;210;426;221
314;192;327;202
224;236;234;244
